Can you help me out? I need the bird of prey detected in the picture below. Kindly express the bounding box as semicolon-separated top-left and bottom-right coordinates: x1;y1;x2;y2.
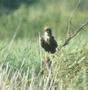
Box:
41;27;58;54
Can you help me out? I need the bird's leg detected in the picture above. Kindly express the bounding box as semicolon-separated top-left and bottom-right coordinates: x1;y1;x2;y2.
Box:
42;52;51;73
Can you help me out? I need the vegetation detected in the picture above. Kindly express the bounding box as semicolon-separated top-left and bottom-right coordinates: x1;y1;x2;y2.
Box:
0;0;88;90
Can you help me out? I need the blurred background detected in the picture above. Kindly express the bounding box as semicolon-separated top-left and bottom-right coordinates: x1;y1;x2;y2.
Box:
0;0;88;40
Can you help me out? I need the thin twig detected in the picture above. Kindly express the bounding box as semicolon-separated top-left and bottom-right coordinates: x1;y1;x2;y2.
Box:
66;0;81;38
62;21;88;47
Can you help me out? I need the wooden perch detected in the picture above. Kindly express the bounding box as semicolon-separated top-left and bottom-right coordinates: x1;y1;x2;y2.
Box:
62;21;88;47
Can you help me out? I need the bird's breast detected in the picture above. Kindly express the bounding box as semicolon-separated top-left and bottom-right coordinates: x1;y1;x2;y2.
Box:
43;34;50;42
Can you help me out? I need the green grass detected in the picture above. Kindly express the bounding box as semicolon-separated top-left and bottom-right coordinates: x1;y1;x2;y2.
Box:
0;0;88;39
0;0;88;90
0;38;87;90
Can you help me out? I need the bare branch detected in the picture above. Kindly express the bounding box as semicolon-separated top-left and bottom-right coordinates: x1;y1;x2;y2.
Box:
69;0;81;23
66;0;81;38
62;21;88;47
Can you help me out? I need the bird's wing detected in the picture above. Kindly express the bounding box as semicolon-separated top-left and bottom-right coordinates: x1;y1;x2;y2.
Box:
50;36;58;48
41;37;47;48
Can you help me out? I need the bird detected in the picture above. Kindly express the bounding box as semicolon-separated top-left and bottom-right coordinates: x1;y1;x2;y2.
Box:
41;27;58;54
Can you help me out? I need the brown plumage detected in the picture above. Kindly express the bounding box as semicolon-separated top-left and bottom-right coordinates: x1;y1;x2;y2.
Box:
41;27;58;53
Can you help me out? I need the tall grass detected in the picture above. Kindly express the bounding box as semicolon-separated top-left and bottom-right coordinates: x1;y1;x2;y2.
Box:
0;39;88;90
0;0;88;90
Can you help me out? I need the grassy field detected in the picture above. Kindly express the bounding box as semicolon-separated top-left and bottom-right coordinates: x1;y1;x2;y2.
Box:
0;0;88;90
0;39;88;90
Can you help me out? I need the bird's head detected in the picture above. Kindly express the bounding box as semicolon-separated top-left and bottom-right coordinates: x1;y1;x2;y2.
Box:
43;27;52;42
43;27;52;36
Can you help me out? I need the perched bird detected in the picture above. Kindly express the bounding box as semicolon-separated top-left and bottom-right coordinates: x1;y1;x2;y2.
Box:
41;27;58;54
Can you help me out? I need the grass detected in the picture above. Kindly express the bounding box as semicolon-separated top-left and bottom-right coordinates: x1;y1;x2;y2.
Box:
0;0;88;39
0;0;88;90
0;38;87;90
